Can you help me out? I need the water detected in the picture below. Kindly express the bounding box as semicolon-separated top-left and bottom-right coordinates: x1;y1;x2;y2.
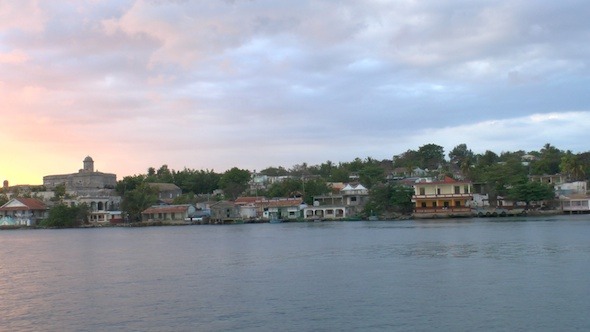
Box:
2;215;590;331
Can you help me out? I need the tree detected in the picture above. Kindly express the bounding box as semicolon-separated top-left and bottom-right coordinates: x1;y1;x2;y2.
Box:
52;183;66;202
363;184;414;216
116;174;146;196
471;158;528;206
40;203;90;228
0;193;9;206
507;181;555;209
530;143;563;175
417;143;445;170
560;151;585;181
259;166;289;176
120;183;159;222
218;167;251;200
477;150;499;167
449;143;475;175
358;164;385;189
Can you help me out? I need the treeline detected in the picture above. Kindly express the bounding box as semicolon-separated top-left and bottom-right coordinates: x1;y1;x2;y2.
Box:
115;142;589;220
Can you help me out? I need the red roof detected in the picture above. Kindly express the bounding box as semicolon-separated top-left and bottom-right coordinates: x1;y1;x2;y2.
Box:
0;198;47;211
258;198;303;208
235;197;263;205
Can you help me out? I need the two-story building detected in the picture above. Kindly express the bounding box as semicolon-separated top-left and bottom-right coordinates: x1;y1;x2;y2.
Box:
304;183;369;220
412;176;473;218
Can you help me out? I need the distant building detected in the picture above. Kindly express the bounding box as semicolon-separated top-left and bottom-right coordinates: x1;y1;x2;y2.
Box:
147;183;182;203
43;156;116;191
141;204;196;222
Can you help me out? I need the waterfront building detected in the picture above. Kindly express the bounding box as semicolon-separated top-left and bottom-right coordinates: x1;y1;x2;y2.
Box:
0;198;48;226
412;176;473;218
209;201;241;224
304;183;369;220
258;198;305;221
141;204;197;222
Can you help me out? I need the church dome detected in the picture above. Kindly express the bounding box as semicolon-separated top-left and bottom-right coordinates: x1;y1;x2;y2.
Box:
84;156;94;162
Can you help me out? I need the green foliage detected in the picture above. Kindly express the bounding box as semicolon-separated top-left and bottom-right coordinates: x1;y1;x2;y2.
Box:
507;181;555;208
358;164;385;189
530;143;563;175
51;183;66;201
116;174;146;196
259;166;289;176
219;167;251;200
120;183;159;222
363;184;414;215
172;193;197;205
0;193;9;206
418;143;445;170
40;203;89;228
560;151;586;181
172;168;221;195
449;143;475;175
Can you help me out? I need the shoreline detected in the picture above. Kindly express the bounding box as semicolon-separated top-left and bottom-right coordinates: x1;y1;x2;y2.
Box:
0;209;582;230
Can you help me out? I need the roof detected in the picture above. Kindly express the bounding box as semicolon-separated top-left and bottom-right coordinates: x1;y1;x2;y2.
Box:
0;198;47;211
235;197;263;205
142;205;191;214
258;198;303;208
147;183;181;191
415;176;471;185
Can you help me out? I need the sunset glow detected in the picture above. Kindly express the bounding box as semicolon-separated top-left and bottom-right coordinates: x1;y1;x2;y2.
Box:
1;1;589;185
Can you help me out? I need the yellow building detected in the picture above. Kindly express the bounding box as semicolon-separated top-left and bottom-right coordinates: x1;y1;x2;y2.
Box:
412;176;473;218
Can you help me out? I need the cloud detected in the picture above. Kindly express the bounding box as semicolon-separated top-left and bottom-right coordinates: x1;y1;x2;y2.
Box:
1;0;590;184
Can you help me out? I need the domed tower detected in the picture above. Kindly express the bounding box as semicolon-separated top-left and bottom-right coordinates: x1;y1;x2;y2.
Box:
83;156;94;173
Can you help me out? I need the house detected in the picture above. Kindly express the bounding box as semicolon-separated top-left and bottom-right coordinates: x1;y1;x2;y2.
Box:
258;198;304;221
304;183;369;220
209;201;241;224
559;181;589;214
529;174;567;185
141;204;196;222
0;198;48;226
235;196;262;220
148;183;183;202
561;194;590;214
412;176;473;218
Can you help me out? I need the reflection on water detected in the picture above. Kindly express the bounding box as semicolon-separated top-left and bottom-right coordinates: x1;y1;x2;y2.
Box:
1;216;590;331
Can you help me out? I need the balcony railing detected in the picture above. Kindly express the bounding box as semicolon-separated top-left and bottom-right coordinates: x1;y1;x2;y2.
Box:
414;207;472;214
413;193;472;199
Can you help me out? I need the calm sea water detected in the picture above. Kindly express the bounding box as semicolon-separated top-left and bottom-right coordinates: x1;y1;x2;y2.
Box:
2;215;590;331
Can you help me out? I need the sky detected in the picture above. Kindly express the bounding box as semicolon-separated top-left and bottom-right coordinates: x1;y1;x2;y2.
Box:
1;0;589;185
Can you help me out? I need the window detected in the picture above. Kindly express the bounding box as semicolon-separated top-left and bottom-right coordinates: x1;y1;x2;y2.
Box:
455;201;461;207
454;186;460;194
432;202;437;208
437;188;441;195
464;185;469;193
419;188;425;195
421;202;427;208
444;201;450;208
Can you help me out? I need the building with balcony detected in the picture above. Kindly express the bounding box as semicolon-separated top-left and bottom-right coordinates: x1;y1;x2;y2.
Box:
412;176;473;218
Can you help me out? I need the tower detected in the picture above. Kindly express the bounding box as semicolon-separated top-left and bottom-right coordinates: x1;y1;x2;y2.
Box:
83;156;94;172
